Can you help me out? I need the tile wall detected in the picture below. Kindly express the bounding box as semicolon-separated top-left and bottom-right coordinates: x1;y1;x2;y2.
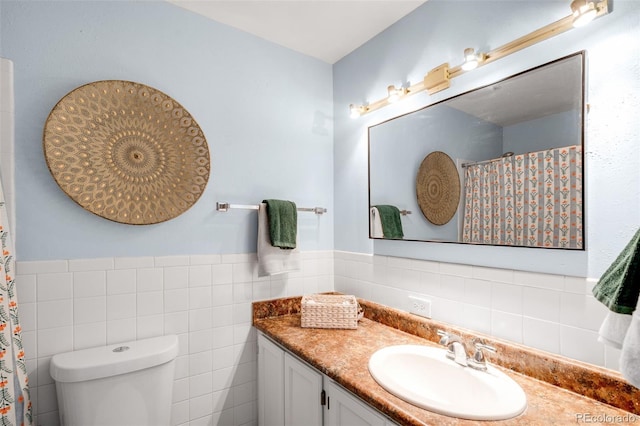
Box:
16;251;334;426
16;249;620;425
333;251;620;370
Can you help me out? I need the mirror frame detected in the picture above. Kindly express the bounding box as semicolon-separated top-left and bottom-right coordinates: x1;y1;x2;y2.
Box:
368;51;586;250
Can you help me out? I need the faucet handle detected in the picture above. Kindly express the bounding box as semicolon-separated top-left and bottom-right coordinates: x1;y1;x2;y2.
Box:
474;339;496;353
436;329;450;345
468;339;496;371
437;330;462;346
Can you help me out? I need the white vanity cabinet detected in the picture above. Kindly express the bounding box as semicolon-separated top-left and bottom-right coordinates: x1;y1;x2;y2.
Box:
258;333;322;426
258;333;285;425
284;350;324;426
258;332;394;426
323;378;387;426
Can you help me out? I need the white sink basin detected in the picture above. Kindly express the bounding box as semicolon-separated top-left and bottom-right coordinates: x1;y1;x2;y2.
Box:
368;345;527;420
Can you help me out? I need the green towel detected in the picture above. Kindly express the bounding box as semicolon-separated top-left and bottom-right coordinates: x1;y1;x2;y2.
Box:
374;205;404;239
593;228;640;314
263;199;297;249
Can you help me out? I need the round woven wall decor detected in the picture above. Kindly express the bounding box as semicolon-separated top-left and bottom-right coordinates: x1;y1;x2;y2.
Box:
416;151;460;225
43;80;210;225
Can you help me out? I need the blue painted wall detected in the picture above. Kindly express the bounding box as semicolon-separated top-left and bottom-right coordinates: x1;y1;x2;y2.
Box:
334;0;640;277
503;110;581;155
1;1;334;260
2;0;639;279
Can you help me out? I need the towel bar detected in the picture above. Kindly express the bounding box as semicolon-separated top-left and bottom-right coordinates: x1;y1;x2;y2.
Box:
216;202;327;215
371;208;411;217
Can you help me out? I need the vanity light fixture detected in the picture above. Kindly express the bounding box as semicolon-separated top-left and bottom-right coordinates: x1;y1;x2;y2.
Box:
349;103;367;118
461;48;484;71
349;0;610;117
423;63;450;95
571;0;598;27
386;85;406;103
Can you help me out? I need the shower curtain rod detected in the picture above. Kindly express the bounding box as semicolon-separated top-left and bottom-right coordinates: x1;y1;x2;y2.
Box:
461;152;515;168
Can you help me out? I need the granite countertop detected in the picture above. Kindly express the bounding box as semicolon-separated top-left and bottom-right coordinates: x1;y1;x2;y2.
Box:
253;297;640;426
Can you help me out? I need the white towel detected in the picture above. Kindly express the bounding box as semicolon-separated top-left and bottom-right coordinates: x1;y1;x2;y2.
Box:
621;309;640;388
597;286;640;388
598;311;632;349
370;207;384;238
257;203;300;277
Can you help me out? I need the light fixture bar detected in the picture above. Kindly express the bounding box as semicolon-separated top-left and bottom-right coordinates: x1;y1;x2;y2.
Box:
449;14;576;78
351;0;609;117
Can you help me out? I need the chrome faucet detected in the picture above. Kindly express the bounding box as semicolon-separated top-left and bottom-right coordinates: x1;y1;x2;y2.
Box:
437;330;497;370
467;338;497;371
437;330;468;367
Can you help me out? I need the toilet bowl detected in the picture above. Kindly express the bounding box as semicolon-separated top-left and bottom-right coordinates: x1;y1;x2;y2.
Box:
50;335;179;426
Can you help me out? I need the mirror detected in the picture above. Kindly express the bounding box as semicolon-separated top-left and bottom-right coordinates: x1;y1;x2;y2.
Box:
369;52;585;249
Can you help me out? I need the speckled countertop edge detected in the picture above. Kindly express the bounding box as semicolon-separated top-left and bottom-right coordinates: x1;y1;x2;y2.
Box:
253;296;640;425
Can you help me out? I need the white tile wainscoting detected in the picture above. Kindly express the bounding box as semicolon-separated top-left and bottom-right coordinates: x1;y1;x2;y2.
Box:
333;251;620;371
16;252;334;426
16;250;617;425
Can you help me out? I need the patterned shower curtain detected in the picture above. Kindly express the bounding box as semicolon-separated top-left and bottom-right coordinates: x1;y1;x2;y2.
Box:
462;145;583;249
0;180;32;425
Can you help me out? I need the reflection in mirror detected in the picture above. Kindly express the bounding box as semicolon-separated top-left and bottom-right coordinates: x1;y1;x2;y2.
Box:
369;52;585;249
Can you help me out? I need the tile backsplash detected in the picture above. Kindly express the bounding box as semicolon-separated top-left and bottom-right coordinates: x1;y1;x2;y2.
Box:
16;251;334;426
333;251;619;371
17;249;618;425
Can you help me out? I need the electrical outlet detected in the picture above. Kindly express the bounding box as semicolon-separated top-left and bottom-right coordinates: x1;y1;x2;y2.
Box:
409;295;431;318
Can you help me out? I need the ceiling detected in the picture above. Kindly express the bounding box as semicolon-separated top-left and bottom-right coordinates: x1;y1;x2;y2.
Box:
167;0;428;64
447;54;582;127
167;0;579;127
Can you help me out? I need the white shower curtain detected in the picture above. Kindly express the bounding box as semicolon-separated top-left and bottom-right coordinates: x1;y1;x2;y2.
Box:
462;145;583;249
0;179;32;425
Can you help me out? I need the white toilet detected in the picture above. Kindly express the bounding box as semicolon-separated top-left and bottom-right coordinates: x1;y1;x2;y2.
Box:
50;335;179;426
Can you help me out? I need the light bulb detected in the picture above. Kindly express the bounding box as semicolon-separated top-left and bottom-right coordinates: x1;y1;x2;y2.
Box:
571;0;597;27
349;104;362;119
387;85;401;103
462;48;480;71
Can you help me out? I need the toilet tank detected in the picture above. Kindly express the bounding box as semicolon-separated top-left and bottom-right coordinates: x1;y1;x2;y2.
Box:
50;335;179;426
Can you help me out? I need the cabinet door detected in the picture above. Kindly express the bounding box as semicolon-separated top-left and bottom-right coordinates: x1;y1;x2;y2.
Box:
284;353;323;426
324;379;386;426
258;334;285;426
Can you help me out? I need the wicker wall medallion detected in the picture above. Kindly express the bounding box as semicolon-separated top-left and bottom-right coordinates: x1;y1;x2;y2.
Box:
43;80;210;225
416;151;460;225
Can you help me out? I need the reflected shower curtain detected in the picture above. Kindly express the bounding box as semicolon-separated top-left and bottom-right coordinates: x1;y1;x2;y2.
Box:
462;145;583;249
0;179;32;425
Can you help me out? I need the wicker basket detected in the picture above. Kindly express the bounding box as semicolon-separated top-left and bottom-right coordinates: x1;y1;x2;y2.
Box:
301;294;363;329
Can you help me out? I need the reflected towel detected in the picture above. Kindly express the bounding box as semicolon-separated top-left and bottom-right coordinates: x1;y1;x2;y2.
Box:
373;205;404;239
370;207;384;238
257;203;300;277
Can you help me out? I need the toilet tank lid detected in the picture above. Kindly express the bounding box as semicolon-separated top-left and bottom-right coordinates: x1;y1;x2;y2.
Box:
50;335;179;383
